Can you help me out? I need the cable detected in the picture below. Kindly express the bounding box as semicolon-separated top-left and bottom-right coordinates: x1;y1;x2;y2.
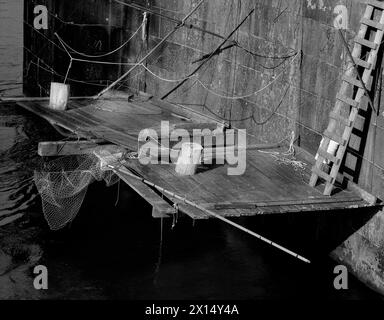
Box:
96;0;207;98
252;86;290;125
140;64;196;83
72;58;138;66
56;22;143;58
195;53;298;100
23;20;67;53
170;82;289;127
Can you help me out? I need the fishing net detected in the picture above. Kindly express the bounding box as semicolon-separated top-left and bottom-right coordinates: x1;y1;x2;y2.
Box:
33;153;119;230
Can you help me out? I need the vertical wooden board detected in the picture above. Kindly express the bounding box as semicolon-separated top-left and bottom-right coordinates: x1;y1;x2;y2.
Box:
372;118;384;199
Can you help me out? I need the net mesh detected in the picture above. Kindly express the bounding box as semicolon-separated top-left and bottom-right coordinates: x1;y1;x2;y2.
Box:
34;153;119;230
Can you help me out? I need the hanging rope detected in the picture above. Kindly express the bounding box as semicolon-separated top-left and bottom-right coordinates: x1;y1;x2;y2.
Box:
140;64;196;83
161;7;256;100
55;33;74;84
195;53;298;100
55;22;144;58
259;131;307;172
95;0;207;99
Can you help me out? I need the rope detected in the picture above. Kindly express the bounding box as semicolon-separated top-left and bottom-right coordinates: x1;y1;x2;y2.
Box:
72;58;138;66
140;64;196;83
95;0;207;99
161;8;256;100
56;23;143;58
195;53;298;100
259;131;307;172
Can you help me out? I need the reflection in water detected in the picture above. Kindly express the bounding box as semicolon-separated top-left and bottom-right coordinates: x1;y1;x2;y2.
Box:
0;104;39;217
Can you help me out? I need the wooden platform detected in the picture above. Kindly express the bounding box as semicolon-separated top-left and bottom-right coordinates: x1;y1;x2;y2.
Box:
118;149;375;219
16;98;379;220
17;98;222;150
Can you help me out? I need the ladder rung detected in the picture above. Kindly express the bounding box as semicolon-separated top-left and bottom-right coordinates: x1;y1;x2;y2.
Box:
352;127;364;137
342;75;372;90
354;37;378;50
342;166;355;176
317;148;341;165
329;111;353;127
353;57;372;69
323;130;346;146
367;0;384;10
311;166;334;184
361;17;384;30
336;93;359;108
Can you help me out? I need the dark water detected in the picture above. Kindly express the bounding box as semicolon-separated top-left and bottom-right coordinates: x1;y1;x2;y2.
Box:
0;103;383;300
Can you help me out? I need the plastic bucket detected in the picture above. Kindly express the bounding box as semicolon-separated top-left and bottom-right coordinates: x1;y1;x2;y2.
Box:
49;82;70;110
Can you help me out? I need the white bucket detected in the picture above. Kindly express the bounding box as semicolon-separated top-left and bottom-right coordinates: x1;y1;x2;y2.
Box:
315;138;339;164
175;142;203;176
49;82;70;110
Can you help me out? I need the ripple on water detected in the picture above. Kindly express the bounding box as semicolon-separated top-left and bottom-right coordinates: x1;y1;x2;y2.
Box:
0;103;47;218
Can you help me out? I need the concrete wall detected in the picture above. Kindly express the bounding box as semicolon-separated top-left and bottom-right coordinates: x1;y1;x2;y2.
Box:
23;0;384;294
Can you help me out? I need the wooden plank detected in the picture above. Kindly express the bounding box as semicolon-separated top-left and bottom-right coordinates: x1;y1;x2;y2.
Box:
367;0;384;10
204;197;364;209
354;37;378;50
185;168;246;217
336;93;359;108
150;99;223;125
157;163;237;218
323;130;346;146
347;181;377;205
353;57;372;69
17;101;94;139
311;166;334;183
115;166;176;217
123;144;373;218
123;161;210;219
0;96;92;102
360;17;384;30
70;106;142;140
38;140;109;156
329;111;353;127
342;74;372;90
317;148;341;165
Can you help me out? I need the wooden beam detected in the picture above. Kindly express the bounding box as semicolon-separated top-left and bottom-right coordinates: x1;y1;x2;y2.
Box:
151;99;224;125
347;182;377;205
140;142;281;163
0;96;93;102
38;140;110;157
114;166;176;218
203;197;364;210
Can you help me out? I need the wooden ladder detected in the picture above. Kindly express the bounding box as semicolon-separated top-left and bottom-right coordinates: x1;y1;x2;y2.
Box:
309;0;384;195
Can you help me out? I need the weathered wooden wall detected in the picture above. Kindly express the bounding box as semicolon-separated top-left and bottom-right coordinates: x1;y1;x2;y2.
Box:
121;0;301;146
23;0;384;294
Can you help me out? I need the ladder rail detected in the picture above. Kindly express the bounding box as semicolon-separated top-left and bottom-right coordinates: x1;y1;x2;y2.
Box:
310;3;384;195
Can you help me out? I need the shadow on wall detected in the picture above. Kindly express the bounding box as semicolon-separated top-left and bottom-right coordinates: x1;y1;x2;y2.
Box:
237;205;380;262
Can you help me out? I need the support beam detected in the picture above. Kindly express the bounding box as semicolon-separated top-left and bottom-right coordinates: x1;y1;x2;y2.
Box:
112;165;176;218
37;140;120;157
